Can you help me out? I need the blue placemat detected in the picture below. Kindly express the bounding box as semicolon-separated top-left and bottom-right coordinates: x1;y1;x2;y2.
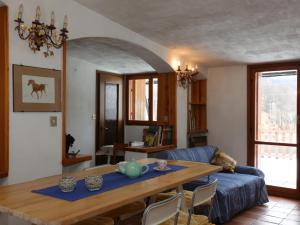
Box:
32;163;186;202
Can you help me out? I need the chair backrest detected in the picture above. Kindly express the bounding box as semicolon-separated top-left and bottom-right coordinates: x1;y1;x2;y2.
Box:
142;193;182;225
191;178;218;208
112;143;128;164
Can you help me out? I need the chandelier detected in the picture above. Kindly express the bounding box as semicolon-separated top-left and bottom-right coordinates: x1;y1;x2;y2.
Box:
14;4;69;57
176;61;198;88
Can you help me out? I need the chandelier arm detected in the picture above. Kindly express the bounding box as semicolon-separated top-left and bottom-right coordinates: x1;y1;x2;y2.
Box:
45;33;64;49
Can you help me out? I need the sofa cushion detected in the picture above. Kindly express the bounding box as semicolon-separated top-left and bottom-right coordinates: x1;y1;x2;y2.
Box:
211;150;237;173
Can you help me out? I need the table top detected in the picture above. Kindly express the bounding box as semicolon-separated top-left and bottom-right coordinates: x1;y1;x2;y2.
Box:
124;144;176;153
0;158;221;225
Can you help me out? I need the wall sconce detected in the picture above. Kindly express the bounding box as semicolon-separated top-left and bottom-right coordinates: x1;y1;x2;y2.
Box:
176;61;198;88
14;4;69;57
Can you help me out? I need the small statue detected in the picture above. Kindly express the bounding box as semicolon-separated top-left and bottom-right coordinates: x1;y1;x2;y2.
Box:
66;134;75;156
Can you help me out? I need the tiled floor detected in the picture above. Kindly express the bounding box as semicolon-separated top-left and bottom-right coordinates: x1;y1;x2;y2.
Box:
122;196;300;225
224;196;300;225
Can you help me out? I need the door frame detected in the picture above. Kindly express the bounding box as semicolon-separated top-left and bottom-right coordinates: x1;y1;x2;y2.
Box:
95;71;124;151
248;61;300;199
0;5;9;178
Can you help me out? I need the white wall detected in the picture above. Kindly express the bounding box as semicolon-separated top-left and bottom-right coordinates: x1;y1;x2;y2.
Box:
207;65;247;165
67;57;99;166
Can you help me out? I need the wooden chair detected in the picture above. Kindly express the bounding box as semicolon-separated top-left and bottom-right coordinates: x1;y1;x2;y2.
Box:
157;179;218;225
74;216;114;225
112;143;128;165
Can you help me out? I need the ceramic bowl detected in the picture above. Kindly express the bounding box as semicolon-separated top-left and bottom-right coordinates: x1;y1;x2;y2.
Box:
59;176;77;192
85;175;103;191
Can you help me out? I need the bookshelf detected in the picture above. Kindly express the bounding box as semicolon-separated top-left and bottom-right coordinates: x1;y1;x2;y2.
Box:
188;80;208;147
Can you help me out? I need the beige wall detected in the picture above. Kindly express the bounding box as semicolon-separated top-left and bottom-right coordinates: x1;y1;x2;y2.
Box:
207;65;247;165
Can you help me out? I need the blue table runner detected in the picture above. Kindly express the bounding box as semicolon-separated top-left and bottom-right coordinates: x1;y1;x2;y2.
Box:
32;163;186;202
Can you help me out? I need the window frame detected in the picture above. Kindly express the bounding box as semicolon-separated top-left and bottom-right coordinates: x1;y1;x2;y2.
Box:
125;73;158;125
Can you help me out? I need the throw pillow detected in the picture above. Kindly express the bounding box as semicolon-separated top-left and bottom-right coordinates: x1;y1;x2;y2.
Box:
211;149;237;173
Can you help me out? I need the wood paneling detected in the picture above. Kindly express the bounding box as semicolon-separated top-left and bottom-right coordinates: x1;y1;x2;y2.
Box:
0;6;9;178
0;158;221;225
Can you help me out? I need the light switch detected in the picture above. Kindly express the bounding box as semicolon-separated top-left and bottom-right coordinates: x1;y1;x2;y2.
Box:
50;116;57;127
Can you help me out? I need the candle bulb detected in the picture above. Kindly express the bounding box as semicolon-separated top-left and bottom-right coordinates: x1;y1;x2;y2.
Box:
18;4;24;20
63;15;68;29
35;6;41;21
50;11;55;26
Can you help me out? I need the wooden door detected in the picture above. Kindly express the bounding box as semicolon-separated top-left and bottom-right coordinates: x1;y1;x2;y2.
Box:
248;62;300;199
96;72;124;150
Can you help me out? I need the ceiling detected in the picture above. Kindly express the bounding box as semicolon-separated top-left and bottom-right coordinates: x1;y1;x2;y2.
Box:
75;0;300;66
68;38;156;74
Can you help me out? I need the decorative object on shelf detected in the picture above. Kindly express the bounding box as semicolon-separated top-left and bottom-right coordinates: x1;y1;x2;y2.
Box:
14;4;69;57
66;134;75;156
13;65;61;112
85;175;103;191
68;150;80;158
176;61;199;88
59;176;77;193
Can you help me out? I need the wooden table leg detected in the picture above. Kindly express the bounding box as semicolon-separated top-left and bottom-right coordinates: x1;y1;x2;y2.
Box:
176;185;188;213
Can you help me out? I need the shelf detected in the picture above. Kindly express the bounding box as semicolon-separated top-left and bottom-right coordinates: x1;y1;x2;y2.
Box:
124;144;176;153
62;154;92;167
189;129;208;134
189;102;206;106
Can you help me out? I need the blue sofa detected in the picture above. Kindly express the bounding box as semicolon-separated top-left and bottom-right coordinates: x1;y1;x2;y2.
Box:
150;146;269;224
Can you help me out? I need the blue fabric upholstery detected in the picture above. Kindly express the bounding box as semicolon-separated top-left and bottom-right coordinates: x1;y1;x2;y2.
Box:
235;165;265;178
152;146;217;163
151;146;269;224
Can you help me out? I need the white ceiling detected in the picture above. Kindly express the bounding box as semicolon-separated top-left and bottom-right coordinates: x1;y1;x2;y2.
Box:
75;0;300;66
68;38;156;74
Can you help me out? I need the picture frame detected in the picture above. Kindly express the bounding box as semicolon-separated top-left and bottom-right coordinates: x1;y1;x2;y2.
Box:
13;64;61;112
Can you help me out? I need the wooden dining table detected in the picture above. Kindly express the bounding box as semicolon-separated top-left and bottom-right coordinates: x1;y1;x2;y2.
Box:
0;158;221;225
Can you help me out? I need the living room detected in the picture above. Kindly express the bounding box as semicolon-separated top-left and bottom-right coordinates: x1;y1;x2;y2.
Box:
0;1;299;225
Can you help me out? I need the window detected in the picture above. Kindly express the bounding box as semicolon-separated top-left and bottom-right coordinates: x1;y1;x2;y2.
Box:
126;75;158;125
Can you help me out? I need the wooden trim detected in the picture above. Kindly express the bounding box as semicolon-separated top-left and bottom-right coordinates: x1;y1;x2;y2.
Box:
62;154;93;167
267;185;300;200
61;43;92;166
247;61;300;197
0;6;9;178
124;144;176;153
254;141;297;147
62;43;67;164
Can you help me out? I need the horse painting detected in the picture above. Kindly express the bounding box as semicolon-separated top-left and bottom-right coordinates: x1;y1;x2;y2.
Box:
27;80;47;99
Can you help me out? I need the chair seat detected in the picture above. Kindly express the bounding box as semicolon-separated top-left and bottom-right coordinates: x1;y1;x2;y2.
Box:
101;200;146;219
160;212;214;225
157;191;211;209
74;217;114;225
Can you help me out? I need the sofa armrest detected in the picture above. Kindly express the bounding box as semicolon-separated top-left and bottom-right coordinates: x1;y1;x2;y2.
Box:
235;166;265;178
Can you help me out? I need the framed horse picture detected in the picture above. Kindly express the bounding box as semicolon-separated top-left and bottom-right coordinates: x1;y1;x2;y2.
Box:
13;65;61;112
